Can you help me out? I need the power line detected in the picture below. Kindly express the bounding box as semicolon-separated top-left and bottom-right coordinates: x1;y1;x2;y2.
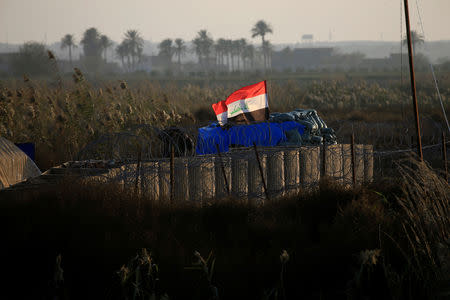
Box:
413;0;450;134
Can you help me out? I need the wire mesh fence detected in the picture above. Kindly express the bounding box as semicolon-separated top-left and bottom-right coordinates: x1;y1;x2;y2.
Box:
67;122;449;203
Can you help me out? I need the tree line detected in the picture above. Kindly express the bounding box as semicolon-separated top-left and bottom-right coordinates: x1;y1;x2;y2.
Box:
7;19;432;77
157;20;273;72
12;20;273;75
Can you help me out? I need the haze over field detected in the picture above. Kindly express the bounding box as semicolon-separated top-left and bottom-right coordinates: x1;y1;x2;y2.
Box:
1;0;450;44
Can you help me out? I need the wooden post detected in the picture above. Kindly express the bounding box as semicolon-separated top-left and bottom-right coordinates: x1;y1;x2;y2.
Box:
322;135;327;177
404;0;423;161
443;131;448;183
253;143;269;201
216;144;230;196
170;144;175;203
351;134;356;187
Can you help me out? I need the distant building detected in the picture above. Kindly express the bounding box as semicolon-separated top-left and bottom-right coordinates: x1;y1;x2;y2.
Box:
271;47;334;71
301;34;314;44
359;53;410;71
389;53;409;66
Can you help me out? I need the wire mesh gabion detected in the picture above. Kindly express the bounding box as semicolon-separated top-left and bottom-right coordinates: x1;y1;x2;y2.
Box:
77;124;196;161
71;120;448;203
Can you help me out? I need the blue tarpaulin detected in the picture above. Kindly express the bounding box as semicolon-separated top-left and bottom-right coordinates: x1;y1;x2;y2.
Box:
15;143;36;161
196;121;305;155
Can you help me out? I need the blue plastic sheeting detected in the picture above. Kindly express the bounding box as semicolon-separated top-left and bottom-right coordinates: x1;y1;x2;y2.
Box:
15;143;36;161
196;121;305;155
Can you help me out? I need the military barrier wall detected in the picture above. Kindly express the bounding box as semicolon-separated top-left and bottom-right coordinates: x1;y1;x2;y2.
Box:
94;144;373;203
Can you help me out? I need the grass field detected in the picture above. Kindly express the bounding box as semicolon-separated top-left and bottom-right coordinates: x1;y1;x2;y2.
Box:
1;70;449;299
1;70;449;169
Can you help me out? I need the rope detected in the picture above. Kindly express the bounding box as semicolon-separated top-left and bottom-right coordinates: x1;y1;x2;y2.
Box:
430;63;450;134
413;0;450;134
373;141;449;157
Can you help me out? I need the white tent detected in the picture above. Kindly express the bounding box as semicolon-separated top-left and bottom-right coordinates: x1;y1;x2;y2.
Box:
0;137;41;189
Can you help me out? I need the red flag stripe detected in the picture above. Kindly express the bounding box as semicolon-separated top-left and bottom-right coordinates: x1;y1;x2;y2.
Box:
224;81;266;105
212;100;227;115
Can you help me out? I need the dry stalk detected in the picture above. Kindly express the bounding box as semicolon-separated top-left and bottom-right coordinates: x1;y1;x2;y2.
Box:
395;158;450;288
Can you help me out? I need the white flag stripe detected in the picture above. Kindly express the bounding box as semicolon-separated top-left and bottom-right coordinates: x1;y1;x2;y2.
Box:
216;111;227;125
227;94;268;118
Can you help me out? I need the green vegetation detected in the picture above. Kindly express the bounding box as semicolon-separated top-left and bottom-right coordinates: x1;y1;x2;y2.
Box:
60;34;77;65
10;42;53;76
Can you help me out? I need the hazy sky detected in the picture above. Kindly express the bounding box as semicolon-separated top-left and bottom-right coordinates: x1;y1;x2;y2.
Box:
1;0;449;44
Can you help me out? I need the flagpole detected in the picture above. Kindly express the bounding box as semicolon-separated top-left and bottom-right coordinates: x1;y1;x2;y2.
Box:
403;0;423;160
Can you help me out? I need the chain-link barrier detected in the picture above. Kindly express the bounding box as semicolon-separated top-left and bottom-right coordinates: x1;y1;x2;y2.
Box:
76;124;196;161
42;120;449;203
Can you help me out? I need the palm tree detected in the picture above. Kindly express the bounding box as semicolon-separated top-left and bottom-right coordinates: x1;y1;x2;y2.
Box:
215;38;227;69
231;40;240;71
237;39;247;71
80;28;103;72
224;39;233;71
192;37;203;66
251;20;273;45
214;41;221;67
158;39;174;62
174;38;187;69
200;30;214;65
60;34;77;65
123;30;144;70
251;20;273;69
100;35;113;63
192;30;214;69
80;27;102;58
243;44;255;70
115;41;128;70
261;40;273;69
403;30;425;57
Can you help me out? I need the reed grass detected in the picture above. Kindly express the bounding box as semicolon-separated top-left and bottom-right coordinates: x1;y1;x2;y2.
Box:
0;158;447;299
1;69;449;169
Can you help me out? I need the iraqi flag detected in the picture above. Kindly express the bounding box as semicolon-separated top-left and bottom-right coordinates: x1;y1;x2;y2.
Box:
212;80;269;125
211;100;228;126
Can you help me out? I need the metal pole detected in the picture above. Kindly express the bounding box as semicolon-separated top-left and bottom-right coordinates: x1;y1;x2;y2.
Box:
253;143;269;201
403;0;423;161
443;132;448;183
215;144;230;196
351;134;356;187
170;144;175;203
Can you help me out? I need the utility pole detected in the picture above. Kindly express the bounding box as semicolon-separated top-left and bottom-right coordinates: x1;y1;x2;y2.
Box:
403;0;423;160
